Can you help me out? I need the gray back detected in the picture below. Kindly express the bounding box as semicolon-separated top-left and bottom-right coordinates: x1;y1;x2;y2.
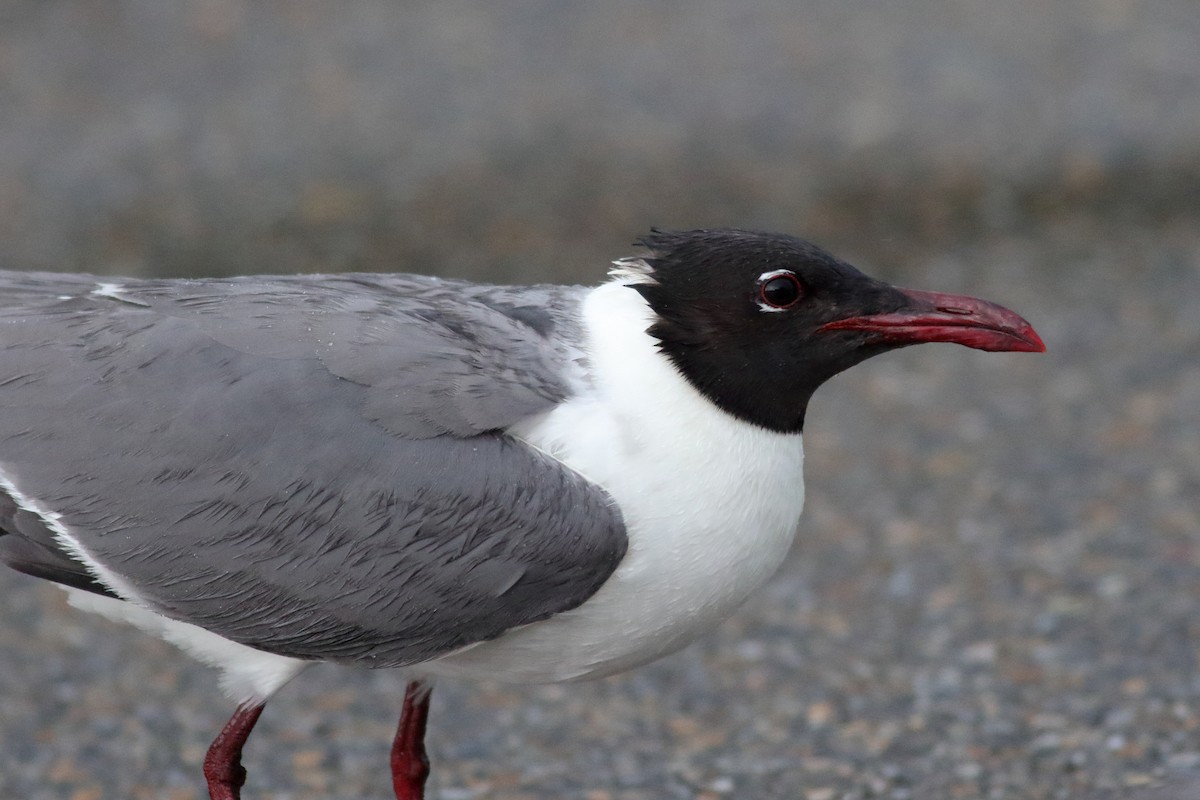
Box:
0;272;626;666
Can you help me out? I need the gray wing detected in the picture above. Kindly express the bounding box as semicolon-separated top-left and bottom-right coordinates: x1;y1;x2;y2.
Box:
0;271;626;667
133;272;586;438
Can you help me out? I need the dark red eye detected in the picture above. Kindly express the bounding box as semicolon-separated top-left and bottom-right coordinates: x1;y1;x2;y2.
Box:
758;271;803;309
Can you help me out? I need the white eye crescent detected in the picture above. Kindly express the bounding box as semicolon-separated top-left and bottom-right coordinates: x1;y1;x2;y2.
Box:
756;270;804;311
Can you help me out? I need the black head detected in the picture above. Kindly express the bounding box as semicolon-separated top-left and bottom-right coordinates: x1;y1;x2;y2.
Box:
625;229;1044;433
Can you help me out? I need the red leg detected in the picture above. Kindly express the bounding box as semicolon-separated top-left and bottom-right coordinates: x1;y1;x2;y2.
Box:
391;681;432;800
203;702;265;800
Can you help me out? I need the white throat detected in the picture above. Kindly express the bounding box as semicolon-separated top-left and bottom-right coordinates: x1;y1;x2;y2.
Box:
427;279;807;683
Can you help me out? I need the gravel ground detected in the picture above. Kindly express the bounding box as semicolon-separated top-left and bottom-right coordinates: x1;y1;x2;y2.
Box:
1;1;1197;281
1;3;1198;799
5;213;1195;800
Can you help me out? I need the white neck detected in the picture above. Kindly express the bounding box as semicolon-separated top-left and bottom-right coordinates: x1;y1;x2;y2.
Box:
428;280;807;683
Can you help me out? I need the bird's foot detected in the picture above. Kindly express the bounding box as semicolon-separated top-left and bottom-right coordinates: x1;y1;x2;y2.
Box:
204;702;265;800
391;681;432;800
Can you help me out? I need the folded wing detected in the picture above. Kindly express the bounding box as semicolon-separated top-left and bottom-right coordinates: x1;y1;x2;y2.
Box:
0;272;625;667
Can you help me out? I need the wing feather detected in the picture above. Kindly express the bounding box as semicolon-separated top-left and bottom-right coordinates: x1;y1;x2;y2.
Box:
0;272;625;667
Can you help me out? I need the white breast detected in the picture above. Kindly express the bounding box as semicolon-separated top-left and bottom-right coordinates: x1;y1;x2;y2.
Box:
426;280;806;684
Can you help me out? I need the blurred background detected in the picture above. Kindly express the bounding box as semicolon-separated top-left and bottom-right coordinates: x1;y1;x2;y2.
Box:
0;1;1197;798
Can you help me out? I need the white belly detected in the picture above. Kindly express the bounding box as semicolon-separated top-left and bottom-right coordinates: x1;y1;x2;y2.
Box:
426;281;806;683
